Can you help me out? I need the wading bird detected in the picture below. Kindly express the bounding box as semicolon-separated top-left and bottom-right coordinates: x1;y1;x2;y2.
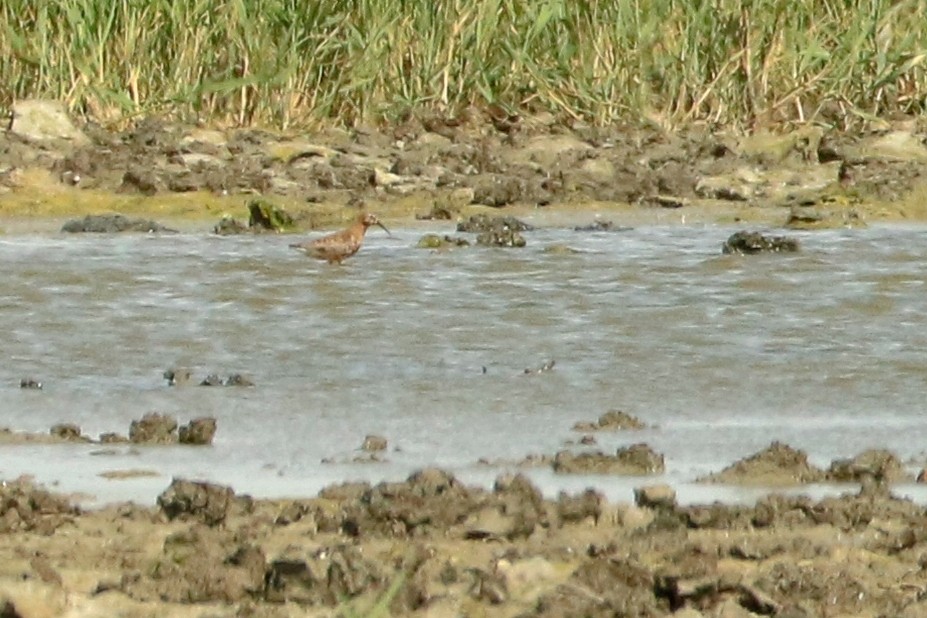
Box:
289;212;391;264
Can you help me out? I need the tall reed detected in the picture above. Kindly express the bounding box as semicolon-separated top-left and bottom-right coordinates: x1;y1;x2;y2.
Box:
1;0;925;129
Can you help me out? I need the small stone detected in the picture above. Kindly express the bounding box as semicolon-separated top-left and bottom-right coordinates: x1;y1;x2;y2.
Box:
163;368;192;386
223;374;254;387
362;435;388;452
200;374;223;386
157;478;234;526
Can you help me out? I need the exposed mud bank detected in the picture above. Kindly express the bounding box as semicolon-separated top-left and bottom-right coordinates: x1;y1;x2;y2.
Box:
1;464;927;617
3;101;927;232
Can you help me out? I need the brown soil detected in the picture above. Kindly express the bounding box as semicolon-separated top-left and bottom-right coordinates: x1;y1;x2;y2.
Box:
1;469;926;617
3;112;927;233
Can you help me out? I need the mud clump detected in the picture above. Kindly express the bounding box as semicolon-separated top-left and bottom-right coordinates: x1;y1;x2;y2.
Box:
341;468;480;538
722;230;800;254
0;477;79;534
123;527;266;603
49;423;85;442
553;443;665;475
361;435;388;452
826;448;906;484
634;484;677;510
178;417;217;445
60;214;177;234
573;409;647;432
129;412;178;444
162;367;193;386
3;466;927;616
157;478;235;526
701;441;826;485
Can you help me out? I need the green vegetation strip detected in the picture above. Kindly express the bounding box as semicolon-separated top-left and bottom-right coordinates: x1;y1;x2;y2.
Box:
1;0;925;128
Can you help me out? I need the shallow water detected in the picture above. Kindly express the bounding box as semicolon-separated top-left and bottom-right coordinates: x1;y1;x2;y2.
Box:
2;218;927;507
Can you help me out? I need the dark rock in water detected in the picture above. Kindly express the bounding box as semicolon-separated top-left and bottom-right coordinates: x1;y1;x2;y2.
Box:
722;230;799;254
456;214;533;233
49;423;82;441
178;418;217;446
157;478;234;526
200;373;253;387
129;413;178;444
19;378;42;390
213;216;249;235
163;368;192;386
223;373;254;387
200;374;223;387
61;214;177;234
247;198;294;232
477;229;526;247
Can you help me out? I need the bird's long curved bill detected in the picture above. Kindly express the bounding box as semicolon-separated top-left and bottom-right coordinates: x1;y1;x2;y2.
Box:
376;221;392;237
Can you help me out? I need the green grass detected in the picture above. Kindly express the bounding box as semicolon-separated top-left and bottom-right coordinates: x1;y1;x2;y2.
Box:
1;0;925;130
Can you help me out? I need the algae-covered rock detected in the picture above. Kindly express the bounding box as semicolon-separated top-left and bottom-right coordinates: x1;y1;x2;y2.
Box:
247;199;295;232
722;231;799;254
157;478;234;526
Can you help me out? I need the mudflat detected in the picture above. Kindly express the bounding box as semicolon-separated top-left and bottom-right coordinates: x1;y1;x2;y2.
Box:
3;108;927;617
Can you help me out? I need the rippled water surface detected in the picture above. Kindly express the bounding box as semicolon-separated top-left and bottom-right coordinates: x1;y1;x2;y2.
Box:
2;219;927;506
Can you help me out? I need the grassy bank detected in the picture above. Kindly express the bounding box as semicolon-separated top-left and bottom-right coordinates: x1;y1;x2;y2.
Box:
1;0;925;130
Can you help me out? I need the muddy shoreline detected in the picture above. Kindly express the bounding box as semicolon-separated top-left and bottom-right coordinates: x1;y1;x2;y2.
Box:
1;460;927;618
4;105;927;616
2;101;927;235
2;413;927;617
